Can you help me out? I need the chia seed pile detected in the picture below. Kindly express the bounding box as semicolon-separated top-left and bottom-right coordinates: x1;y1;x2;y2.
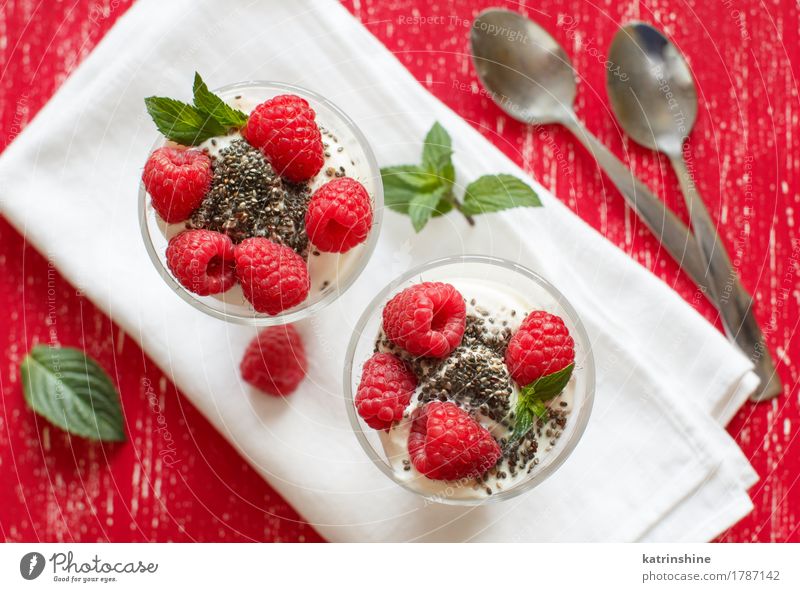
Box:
377;299;569;495
187;139;312;258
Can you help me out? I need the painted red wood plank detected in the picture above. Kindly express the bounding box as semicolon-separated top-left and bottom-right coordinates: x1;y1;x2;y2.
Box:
0;0;796;542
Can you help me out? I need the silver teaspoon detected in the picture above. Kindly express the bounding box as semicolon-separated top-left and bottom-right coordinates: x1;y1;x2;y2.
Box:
470;10;707;301
607;22;781;401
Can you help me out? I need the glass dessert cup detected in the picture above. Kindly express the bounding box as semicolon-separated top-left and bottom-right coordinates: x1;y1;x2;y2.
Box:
344;255;595;506
139;80;383;325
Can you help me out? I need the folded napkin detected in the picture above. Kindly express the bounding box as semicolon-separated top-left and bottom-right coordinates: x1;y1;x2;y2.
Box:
0;0;759;541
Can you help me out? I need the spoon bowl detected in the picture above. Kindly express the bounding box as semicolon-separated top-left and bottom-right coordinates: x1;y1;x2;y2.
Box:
471;9;576;124
469;9;710;298
607;22;697;156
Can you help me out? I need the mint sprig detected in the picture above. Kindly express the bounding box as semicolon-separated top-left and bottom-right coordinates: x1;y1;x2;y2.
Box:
380;122;540;232
144;72;248;146
511;363;574;441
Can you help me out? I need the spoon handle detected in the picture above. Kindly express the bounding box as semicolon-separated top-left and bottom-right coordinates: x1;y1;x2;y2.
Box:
563;117;780;400
562;117;708;288
670;155;782;401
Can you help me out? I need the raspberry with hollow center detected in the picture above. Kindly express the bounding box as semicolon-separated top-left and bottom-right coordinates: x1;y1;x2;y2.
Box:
143;147;212;223
382;282;466;358
355;353;417;430
505;310;575;386
242;94;324;183
234;237;310;315
408;401;501;481
240;325;306;396
166;229;236;296
305;177;372;253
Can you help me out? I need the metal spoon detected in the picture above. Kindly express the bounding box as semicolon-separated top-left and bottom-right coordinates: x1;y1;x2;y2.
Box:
470;9;708;295
607;22;781;400
470;10;780;401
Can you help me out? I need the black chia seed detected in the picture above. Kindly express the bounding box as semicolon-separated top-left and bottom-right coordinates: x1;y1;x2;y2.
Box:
418;344;512;422
187;139;312;257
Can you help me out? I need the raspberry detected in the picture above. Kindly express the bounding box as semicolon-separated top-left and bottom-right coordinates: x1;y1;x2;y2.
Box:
408;402;501;481
166;229;236;296
234;237;310;315
382;282;466;358
355;353;417;430
242;94;324;183
505;311;575;386
240;325;306;396
143;147;212;223
306;178;372;253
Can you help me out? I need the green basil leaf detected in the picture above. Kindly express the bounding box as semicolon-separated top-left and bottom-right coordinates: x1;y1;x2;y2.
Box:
461;174;541;216
21;346;125;442
422;122;453;173
144;96;227;146
192;72;248;128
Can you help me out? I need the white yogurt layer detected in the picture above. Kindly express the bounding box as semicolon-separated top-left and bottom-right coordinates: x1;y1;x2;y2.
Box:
153;87;371;313
377;277;575;502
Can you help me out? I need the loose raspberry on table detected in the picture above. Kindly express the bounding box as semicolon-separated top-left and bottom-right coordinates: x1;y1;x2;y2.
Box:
240;325;307;396
355;353;417;430
234;237;310;315
505;310;575;386
305;178;372;253
143;147;212;223
166;229;236;296
382;282;466;358
408;401;501;481
242;94;324;183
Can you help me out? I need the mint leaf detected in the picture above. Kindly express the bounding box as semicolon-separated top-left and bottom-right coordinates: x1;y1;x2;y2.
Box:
510;399;550;442
511;363;574;440
381;165;427;214
409;185;448;232
431;195;454;217
511;405;534;441
192;72;248;128
461;174;541;216
521;363;575;402
21;346;125;442
422;122;453;173
381;165;452;222
530;399;549;420
440;161;456;188
144;96;227;146
393;168;443;191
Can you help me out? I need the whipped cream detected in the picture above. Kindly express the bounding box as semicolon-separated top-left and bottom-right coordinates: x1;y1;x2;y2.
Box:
377;277;575;502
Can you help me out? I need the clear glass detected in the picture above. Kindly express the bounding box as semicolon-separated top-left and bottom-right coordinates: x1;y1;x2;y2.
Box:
139;81;383;325
344;255;595;505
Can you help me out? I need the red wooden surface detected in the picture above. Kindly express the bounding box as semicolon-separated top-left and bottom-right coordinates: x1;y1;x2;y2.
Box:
0;0;797;542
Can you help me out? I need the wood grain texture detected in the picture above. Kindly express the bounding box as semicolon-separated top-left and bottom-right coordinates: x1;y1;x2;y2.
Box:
0;0;797;542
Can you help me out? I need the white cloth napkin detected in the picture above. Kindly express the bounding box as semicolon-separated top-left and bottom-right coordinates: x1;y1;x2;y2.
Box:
0;0;759;541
